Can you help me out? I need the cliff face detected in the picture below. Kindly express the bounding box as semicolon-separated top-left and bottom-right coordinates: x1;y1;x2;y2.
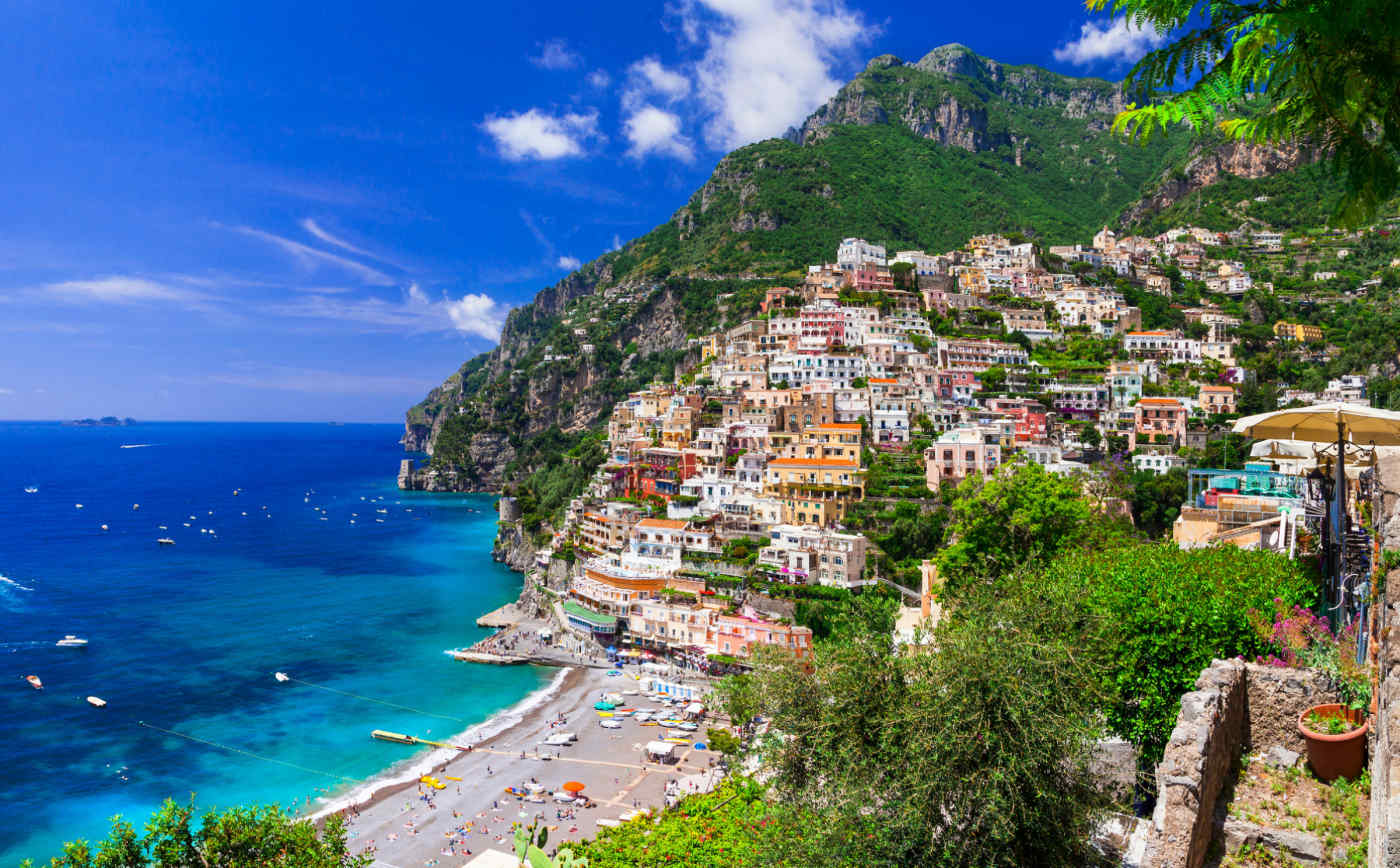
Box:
786;44;1124;151
1118;138;1315;227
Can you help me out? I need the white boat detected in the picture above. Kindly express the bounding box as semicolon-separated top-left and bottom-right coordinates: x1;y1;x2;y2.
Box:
56;635;87;647
157;538;175;545
87;696;106;707
274;672;290;682
75;503;83;509
24;486;38;494
100;524;108;531
132;503;139;510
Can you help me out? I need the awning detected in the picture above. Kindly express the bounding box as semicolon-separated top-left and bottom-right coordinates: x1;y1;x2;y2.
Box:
685;702;704;714
646;741;675;755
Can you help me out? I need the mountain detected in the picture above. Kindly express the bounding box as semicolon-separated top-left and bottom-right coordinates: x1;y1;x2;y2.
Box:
399;43;1324;508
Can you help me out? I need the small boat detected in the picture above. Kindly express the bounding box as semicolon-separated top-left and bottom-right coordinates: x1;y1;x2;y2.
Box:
24;486;38;494
87;696;106;707
100;524;108;531
56;635;87;647
132;503;139;510
156;538;175;545
25;675;42;690
596;711;614;718
75;503;83;509
274;672;290;682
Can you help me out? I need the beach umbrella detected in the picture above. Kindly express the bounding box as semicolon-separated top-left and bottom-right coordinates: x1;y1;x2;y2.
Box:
562;781;585;793
1234;402;1400;619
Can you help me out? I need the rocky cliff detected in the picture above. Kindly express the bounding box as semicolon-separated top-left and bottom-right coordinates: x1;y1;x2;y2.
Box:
1118;138;1316;227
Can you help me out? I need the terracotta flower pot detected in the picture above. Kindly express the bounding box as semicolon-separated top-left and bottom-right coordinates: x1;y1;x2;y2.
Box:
1297;703;1369;782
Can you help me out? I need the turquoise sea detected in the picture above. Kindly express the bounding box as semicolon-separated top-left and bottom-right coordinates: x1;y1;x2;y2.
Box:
0;422;550;865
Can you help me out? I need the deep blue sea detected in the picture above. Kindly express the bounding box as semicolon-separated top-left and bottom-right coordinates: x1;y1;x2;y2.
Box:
0;422;550;866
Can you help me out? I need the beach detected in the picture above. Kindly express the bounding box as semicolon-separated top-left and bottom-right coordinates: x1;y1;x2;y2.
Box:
320;665;724;867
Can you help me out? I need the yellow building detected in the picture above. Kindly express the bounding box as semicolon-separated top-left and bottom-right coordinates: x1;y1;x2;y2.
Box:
764;457;865;527
1273;321;1323;342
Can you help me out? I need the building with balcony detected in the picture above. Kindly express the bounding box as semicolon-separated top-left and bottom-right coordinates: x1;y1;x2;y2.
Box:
924;427;1001;486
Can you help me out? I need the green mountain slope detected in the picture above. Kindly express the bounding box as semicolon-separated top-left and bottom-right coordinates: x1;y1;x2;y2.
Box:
399;44;1331;514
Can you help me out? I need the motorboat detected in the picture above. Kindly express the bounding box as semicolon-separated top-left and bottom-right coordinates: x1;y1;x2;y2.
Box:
25;675;42;689
274;672;290;682
156;538;175;545
132;503;139;510
100;524;108;531
75;503;83;509
24;486;38;494
87;696;106;707
56;635;87;647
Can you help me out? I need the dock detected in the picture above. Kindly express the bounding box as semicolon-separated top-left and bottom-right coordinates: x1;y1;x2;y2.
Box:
475;602;528;629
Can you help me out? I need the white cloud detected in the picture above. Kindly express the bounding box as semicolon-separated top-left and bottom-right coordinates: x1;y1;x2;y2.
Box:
530;38;582;70
625;57;691;109
232;225;395;286
261;284;508;342
624;106;694;161
0;387;13;396
556;255;582;270
586;69;612;89
482;108;601;161
682;0;875;150
1053;18;1167;66
445;294;509;341
44;276;206;304
300;218;389;263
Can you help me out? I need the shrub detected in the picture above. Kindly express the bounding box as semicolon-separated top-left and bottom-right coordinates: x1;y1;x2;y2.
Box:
1041;544;1316;759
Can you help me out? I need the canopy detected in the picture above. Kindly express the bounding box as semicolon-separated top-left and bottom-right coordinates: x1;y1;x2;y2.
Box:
562;781;585;793
1233;402;1400;446
685;702;704;715
646;741;675;755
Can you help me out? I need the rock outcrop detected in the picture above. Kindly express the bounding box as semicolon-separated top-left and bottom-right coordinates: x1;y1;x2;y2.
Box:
1119;138;1315;227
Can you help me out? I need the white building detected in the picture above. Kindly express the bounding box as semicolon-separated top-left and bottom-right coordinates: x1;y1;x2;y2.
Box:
1132;453;1187;475
837;237;886;269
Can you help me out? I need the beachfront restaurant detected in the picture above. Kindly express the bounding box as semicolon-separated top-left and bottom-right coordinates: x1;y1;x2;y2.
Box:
563;600;618;639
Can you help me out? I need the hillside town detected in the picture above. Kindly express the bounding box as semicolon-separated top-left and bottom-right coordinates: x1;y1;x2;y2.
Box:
516;225;1392;668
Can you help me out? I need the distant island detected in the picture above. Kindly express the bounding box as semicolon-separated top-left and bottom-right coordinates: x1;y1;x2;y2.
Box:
67;416;137;427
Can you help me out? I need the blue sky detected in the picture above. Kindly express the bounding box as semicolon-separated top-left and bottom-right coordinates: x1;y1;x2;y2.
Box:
0;0;1166;422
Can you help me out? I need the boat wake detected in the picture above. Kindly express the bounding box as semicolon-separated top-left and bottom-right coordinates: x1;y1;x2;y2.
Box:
0;575;35;592
119;443;156;449
306;667;570;821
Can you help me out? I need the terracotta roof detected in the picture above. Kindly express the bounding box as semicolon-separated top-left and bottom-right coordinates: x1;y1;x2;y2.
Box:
768;458;861;468
1138;397;1184;406
635;518;687;530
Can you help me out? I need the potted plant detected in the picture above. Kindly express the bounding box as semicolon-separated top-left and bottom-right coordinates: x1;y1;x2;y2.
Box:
1298;703;1370;782
1252;600;1372;781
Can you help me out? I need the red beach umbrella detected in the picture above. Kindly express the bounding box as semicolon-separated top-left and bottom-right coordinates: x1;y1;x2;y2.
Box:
562;781;585;793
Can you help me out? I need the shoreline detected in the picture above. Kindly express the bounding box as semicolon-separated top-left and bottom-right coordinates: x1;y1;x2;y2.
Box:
307;665;582;823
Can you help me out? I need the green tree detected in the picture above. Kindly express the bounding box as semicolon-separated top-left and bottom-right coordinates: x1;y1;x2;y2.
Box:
1093;0;1400;223
23;800;369;868
935;463;1102;589
741;572;1112;867
977;364;1007;393
1128;467;1188;537
1039;544;1315;759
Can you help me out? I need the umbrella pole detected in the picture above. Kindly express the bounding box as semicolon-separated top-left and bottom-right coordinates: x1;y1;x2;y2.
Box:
1332;420;1346;630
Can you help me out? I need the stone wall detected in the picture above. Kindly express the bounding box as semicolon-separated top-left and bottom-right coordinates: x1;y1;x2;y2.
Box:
1144;660;1342;868
1368;451;1400;868
1147;658;1249;868
1244;663;1345;755
1371;565;1400;867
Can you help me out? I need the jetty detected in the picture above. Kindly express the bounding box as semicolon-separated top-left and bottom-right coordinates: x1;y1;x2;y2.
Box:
475;602;528;629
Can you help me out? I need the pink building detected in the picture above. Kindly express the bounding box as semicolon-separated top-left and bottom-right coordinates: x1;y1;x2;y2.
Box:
713;611;813;660
1134;397;1188;446
924;428;1001;487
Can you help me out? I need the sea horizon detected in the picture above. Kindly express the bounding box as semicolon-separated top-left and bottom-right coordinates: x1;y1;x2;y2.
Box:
0;421;547;865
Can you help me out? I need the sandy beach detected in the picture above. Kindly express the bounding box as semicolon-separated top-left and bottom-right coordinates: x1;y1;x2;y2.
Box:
319;665;724;867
